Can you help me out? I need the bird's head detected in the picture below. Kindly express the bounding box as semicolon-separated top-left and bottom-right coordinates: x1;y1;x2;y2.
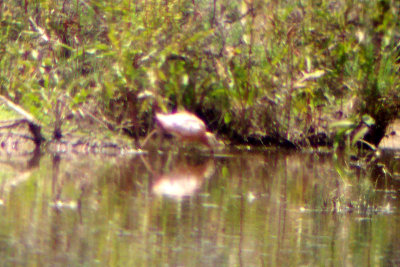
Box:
201;132;221;149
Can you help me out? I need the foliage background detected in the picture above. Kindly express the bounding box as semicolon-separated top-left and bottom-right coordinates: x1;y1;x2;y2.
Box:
0;0;399;147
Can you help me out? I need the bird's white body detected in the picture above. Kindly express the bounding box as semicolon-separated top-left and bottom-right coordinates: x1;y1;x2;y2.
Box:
141;110;217;149
155;112;207;140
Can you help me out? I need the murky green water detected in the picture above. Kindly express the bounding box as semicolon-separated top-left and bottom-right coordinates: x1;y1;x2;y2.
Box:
0;150;400;266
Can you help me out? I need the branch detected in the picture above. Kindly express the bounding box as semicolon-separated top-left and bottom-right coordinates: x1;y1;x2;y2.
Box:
0;96;45;145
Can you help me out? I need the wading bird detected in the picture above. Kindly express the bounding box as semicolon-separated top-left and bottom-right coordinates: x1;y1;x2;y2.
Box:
141;111;217;149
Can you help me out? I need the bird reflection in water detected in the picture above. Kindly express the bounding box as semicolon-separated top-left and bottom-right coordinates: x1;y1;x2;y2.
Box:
142;156;215;198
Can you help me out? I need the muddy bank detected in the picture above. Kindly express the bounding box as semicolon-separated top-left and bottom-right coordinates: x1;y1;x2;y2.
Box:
0;97;397;155
0;115;393;156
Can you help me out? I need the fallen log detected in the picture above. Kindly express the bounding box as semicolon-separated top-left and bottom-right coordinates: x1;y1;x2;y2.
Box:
0;96;45;146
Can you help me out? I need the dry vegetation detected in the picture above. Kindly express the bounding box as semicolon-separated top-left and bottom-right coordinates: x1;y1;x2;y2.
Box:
0;0;399;149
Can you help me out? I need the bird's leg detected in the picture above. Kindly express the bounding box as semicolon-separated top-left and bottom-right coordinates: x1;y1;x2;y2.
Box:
141;129;157;149
139;154;156;176
159;132;165;151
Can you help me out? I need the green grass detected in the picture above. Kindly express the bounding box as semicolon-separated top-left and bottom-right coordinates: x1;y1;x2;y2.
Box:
0;0;399;148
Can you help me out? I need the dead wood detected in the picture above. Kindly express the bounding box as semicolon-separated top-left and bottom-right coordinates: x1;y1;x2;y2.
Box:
0;96;45;146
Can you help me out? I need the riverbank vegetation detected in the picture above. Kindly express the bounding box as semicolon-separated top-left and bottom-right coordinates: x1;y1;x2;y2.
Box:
0;0;399;149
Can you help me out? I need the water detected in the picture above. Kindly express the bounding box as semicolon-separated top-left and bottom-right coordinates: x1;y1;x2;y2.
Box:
0;150;399;266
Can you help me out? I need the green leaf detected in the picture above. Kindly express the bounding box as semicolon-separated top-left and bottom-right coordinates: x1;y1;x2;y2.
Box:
351;126;369;146
330;120;356;129
224;113;232;125
362;114;375;126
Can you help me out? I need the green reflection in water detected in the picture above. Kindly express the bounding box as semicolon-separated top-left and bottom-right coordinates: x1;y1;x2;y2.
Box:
0;151;399;266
